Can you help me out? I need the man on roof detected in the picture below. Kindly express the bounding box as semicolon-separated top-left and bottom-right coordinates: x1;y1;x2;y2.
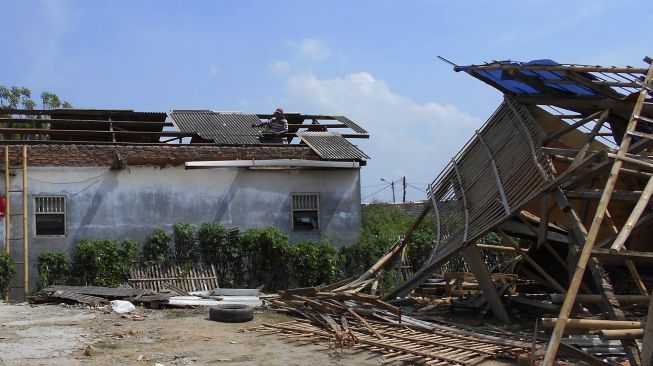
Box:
252;108;288;143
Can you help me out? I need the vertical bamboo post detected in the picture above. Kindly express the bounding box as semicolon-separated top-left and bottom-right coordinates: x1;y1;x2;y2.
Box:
3;146;9;302
22;146;27;298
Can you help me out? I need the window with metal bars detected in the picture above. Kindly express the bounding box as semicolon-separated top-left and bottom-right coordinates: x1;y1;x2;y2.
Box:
35;196;66;236
291;193;319;231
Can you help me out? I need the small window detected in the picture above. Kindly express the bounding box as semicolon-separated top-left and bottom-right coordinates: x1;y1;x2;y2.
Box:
35;196;66;236
292;193;319;231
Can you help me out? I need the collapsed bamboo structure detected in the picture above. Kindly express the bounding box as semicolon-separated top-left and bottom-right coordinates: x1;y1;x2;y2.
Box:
347;56;653;365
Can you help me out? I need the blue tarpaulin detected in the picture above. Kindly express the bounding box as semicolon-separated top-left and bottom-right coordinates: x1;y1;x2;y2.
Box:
455;59;599;97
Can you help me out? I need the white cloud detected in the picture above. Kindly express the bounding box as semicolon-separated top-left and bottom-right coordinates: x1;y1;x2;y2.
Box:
283;72;483;202
209;65;220;77
286;38;331;62
269;60;291;74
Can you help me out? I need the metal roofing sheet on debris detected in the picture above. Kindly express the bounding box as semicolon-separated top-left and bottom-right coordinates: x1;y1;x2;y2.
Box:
331;115;368;134
296;131;369;161
169;110;263;145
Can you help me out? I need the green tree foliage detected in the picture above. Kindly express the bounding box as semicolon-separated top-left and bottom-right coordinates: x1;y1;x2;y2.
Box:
70;239;136;287
0;86;72;110
37;251;70;289
142;228;172;262
0;251;16;293
173;223;200;262
0;85;73;140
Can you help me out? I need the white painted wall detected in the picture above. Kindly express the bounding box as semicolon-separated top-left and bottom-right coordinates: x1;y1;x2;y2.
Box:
3;165;361;294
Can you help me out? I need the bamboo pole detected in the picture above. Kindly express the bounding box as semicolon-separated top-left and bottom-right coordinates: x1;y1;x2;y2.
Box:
541;318;644;330
3;146;9;303
22;145;27;299
610;175;653;252
599;329;644;341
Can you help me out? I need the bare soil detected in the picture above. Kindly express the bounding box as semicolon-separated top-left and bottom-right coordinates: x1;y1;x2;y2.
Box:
0;303;384;366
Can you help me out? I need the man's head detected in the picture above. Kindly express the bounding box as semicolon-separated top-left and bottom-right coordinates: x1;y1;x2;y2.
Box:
275;108;284;115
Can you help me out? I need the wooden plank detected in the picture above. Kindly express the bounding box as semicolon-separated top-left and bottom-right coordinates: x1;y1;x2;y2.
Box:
461;244;510;323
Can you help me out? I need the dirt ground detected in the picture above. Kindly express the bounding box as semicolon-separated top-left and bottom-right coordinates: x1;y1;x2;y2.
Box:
0;302;385;366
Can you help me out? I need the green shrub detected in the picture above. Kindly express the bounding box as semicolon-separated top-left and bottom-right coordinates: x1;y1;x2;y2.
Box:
198;222;229;263
406;227;435;272
173;223;199;262
238;227;291;291
70;239;136;287
0;251;16;293
37;251;70;289
142;228;171;262
291;239;340;287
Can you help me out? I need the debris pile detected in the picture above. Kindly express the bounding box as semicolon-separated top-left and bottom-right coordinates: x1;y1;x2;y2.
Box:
259;284;534;365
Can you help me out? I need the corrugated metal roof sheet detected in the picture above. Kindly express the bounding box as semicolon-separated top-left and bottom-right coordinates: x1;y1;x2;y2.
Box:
331;115;368;134
169;111;263;145
296;131;369;161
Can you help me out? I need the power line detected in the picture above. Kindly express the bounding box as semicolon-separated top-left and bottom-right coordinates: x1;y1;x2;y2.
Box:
362;183;391;201
362;183;388;189
407;183;427;193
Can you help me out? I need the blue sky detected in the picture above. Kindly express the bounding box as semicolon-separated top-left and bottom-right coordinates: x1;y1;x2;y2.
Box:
1;0;651;202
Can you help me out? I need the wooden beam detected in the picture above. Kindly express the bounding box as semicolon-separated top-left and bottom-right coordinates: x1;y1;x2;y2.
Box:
569;109;610;169
461;244;510;323
592;248;653;262
640;291;653;365
458;64;648;74
0;117;172;126
497;229;566;293
563;189;644;202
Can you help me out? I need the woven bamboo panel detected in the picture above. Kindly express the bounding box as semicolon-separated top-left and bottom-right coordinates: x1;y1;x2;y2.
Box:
128;262;219;292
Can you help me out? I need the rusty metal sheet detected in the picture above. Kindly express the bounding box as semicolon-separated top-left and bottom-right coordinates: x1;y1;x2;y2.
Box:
296;131;369;161
169;110;263;144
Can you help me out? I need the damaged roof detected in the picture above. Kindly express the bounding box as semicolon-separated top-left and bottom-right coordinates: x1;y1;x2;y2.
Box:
0;108;369;164
455;59;647;100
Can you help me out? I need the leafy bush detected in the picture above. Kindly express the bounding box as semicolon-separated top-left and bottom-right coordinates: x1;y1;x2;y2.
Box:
291;240;340;287
406;227;435;272
70;239;136;287
173;223;199;262
37;251;70;289
238;227;291;291
198;222;229;263
0;251;16;293
142;228;171;262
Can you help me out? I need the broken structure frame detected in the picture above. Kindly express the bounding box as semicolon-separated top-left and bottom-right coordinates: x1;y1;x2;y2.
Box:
343;57;653;365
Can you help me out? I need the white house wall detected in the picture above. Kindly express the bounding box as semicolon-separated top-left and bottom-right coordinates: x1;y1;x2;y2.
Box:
4;165;361;293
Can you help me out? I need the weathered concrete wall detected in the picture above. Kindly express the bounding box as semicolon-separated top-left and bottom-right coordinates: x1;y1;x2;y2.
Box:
4;165;361;294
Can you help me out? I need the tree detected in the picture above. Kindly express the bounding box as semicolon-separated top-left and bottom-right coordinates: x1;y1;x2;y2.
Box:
0;86;72;110
0;85;73;140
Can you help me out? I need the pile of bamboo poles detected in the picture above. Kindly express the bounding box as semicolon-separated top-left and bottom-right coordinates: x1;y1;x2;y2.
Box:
259;283;533;365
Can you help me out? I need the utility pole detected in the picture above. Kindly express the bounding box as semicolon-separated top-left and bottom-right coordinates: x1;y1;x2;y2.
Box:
402;176;406;203
381;178;396;203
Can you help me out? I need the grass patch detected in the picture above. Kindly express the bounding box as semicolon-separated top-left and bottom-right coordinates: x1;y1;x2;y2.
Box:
163;308;205;319
95;340;120;349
